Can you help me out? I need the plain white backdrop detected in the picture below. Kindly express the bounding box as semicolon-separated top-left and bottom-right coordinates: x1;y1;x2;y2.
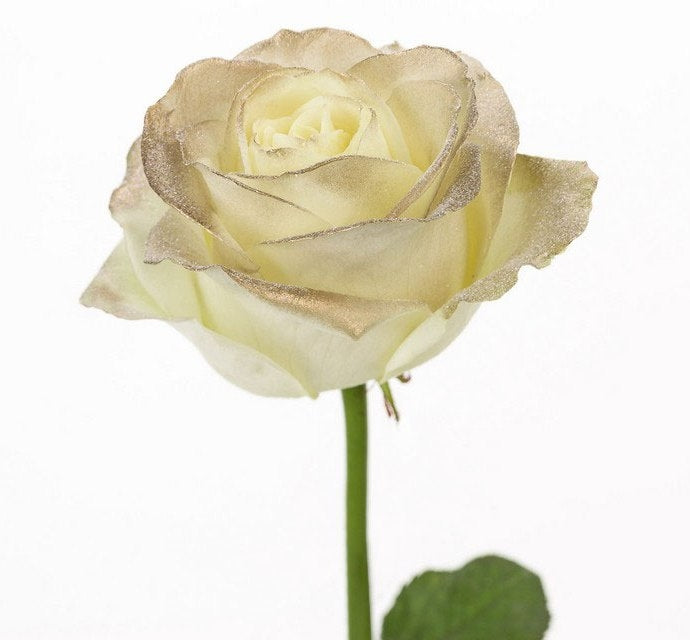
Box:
2;0;689;638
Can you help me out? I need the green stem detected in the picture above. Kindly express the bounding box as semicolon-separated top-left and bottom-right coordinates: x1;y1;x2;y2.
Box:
341;384;372;640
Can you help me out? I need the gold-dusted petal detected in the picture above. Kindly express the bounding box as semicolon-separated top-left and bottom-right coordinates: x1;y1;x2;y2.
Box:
235;28;380;72
187;266;431;394
349;48;477;218
447;153;598;309
144;208;247;270
142;100;257;273
109;138;167;228
178;119;226;168
162;57;273;126
427;143;483;220
384;80;464;218
219;269;428;339
105;139;225;320
386;80;462;170
196;163;331;245
141;205;429;341
232;155;423;226
348;46;473;100
454;52;520;277
142;58;289;270
384;155;596;379
252;145;481;309
348;46;476;140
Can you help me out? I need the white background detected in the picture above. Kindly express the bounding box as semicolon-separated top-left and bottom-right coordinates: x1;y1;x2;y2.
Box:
1;1;689;638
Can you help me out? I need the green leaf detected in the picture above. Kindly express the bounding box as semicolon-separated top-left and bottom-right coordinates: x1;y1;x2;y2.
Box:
381;555;550;640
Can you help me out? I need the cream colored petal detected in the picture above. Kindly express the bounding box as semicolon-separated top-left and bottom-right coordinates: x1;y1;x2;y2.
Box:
386;80;461;170
144;208;246;270
383;154;596;379
252;145;481;309
349;48;477;218
348;46;473;100
142;58;289;270
230;67;411;173
80;242;310;397
383;301;481;380
173;319;311;397
142;102;257;272
385;81;464;218
91;234;432;396
453;52;520;279
231;155;423;227
140;201;429;341
247;140;335;175
107;144;213;320
84;142;327;397
178;119;226;169
161;57;273;126
108;138;166;229
195;163;332;244
141;113;241;255
81;241;164;320
235;28;380;72
447;153;597;308
187;266;432;395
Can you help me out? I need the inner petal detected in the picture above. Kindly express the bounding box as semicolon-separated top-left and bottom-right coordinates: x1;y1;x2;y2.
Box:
233;69;412;175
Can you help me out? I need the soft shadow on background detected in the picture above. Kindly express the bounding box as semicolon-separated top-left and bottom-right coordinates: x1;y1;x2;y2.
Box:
1;1;688;638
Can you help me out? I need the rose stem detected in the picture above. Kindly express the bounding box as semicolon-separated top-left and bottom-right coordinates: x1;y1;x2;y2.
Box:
341;384;372;640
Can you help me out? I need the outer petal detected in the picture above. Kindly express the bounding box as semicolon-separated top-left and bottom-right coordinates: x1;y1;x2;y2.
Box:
348;47;477;218
235;28;381;72
454;52;520;280
142;206;431;340
230;156;424;227
104;139;205;318
196;164;332;244
81;241;163;320
85;140;433;396
383;153;597;378
80;243;311;397
252;144;481;309
142;58;282;270
453;153;598;304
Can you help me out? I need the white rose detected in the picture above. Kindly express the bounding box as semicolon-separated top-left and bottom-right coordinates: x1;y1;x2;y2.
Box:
82;28;597;397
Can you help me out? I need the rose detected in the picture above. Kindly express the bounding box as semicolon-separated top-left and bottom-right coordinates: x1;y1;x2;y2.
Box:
82;28;597;397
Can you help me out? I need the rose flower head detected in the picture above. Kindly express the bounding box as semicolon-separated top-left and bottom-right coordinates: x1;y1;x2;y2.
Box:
82;28;597;397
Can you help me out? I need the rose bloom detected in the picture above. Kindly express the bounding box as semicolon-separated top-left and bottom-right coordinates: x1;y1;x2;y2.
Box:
82;28;597;397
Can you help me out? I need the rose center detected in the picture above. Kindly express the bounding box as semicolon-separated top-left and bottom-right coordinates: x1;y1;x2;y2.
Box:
252;95;360;156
